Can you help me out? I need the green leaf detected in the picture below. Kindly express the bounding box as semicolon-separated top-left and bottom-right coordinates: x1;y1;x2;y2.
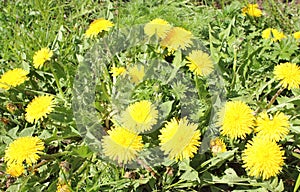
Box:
0;136;13;144
39;130;52;140
233;188;268;192
172;50;183;69
274;179;284;192
180;169;200;182
292;88;300;96
72;145;93;158
290;125;300;134
159;101;174;119
6;184;21;192
162;158;175;166
294;173;300;192
178;159;191;171
200;148;237;169
18;127;35;137
7;126;19;139
292;152;300;159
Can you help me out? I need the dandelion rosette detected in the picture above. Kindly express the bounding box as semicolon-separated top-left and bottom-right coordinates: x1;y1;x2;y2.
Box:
121;100;158;133
102;127;144;164
186;50;214;77
85;18;114;38
0;68;29;90
255;111;289;141
73;22;225;167
4;136;45;166
25;95;55;124
159;117;201;161
273;62;300;90
33;48;53;69
144;18;172;39
242;137;285;180
218;101;254;140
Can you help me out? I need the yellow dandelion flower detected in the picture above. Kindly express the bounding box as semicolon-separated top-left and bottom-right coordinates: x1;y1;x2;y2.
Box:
144;18;172;39
110;66;126;77
102;127;143;164
218;101;254;140
4;136;45;165
262;28;286;42
0;68;29;90
6;163;25;177
274;62;300;90
210;137;226;155
255;111;289;142
293;31;300;39
262;28;272;39
272;29;286;41
121;100;158;133
33;48;53;69
242;137;285;180
242;4;262;17
186;50;214;76
85;18;114;38
25;95;55;124
160;27;193;52
128;65;145;84
159;117;201;161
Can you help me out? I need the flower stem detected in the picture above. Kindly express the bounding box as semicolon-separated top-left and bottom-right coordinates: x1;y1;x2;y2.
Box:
194;76;202;100
267;87;285;109
41;151;69;160
50;64;66;101
137;159;158;178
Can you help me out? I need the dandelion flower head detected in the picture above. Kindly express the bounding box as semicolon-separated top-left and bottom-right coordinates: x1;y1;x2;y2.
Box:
262;28;286;42
121;100;158;133
210;137;227;155
242;137;285;180
255;111;289;142
160;27;193;52
4;136;45;165
274;62;300;90
25;95;55;124
186;50;214;76
293;31;300;39
110;66;126;77
85;18;114;38
33;48;53;69
0;68;29;90
128;65;145;84
144;18;172;39
102;127;143;164
242;4;262;17
218;101;254;139
57;183;71;192
6;163;25;177
159;117;201;161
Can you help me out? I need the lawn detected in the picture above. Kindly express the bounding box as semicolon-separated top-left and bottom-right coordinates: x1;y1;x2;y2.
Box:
0;0;300;191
